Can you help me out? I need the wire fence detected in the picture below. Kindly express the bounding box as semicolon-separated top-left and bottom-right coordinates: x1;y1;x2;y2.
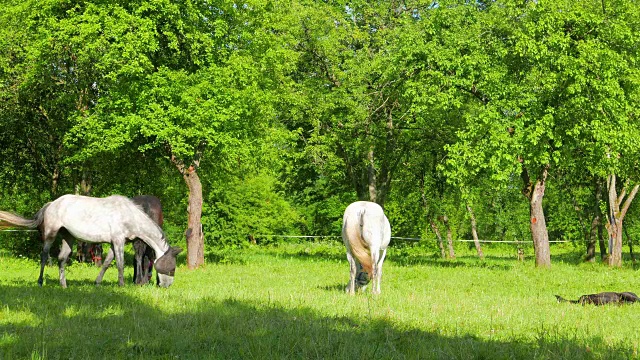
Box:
0;230;576;245
252;234;574;244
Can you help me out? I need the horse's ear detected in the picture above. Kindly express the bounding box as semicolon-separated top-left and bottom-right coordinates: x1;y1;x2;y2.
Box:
171;246;183;256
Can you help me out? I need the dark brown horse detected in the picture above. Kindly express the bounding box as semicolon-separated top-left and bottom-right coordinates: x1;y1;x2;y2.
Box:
131;195;164;285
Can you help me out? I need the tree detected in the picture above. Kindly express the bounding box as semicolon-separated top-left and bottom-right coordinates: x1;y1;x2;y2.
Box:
0;0;104;198
445;0;640;267
605;176;640;266
61;0;292;268
285;1;457;208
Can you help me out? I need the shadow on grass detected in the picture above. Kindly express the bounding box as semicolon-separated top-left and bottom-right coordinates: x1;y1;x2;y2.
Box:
386;254;516;270
251;242;640;272
0;282;634;359
203;250;247;265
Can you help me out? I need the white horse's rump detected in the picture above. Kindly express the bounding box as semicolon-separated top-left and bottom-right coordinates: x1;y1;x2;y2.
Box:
342;201;391;295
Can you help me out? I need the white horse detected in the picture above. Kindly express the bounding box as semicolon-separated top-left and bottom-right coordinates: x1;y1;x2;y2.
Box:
342;201;391;295
0;194;182;288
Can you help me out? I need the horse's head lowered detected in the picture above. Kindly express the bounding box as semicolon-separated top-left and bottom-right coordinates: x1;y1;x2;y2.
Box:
154;246;183;287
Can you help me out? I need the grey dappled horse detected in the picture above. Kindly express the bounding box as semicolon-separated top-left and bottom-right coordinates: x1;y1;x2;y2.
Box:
0;194;182;288
342;201;391;295
75;194;160;278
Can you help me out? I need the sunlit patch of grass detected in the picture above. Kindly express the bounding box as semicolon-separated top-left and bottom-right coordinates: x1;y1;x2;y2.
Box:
0;332;18;347
0;306;38;326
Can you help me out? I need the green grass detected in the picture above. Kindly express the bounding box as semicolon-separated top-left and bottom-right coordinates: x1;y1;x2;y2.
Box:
1;242;640;359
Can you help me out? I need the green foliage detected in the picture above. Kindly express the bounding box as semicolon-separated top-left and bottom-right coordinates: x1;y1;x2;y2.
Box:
205;171;305;247
2;0;640;263
0;232;41;259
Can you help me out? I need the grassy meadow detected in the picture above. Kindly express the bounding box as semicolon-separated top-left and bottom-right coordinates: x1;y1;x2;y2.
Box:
1;241;640;359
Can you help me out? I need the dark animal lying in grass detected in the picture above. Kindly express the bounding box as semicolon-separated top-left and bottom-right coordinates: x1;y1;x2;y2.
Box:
555;292;640;305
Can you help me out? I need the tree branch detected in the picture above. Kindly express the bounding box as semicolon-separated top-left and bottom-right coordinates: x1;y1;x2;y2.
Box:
620;184;639;220
166;142;186;175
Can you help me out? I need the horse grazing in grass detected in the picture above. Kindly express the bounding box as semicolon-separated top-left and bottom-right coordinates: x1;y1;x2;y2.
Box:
341;201;391;295
74;195;162;285
0;194;182;288
94;195;163;285
130;195;163;285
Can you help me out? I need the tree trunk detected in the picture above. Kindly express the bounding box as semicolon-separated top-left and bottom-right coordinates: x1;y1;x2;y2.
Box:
522;165;551;268
598;222;607;261
368;147;377;203
607;221;623;266
420;174;445;258
430;220;446;259
51;165;60;196
82;169;102;266
169;144;205;270
74;168;102;266
625;226;635;262
466;204;484;259
605;174;639;267
529;180;550;267
606;175;620;266
441;215;456;259
183;168;205;269
585;216;598;262
586;180;603;262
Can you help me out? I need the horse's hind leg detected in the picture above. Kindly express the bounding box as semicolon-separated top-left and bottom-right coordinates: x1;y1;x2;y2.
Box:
57;237;74;288
133;240;146;285
38;239;54;287
95;247;114;285
345;251;358;295
369;246;381;295
38;226;60;287
133;252;142;285
112;241;126;286
374;248;387;295
142;246;155;285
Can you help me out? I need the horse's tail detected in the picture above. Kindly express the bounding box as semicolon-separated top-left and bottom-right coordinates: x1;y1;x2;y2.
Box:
555;295;579;304
0;203;48;229
346;208;374;279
